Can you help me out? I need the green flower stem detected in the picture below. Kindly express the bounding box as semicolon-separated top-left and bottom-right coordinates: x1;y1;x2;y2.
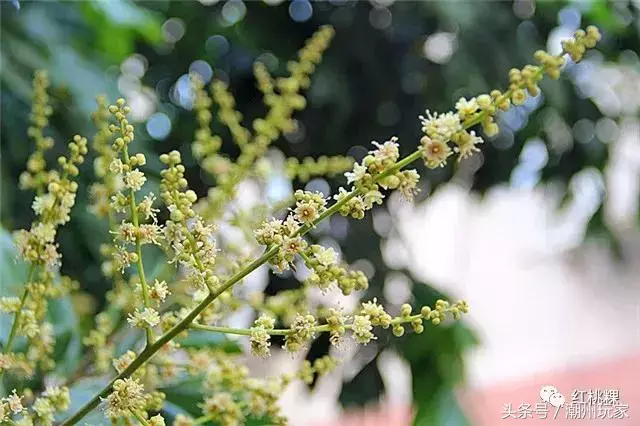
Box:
193;414;215;425
131;409;150;426
190;313;425;337
3;264;37;354
122;145;153;345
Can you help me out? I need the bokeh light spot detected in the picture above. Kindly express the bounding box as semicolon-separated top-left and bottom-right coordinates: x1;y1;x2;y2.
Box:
189;60;213;83
146;112;172;140
369;7;392;30
289;0;313;22
256;52;279;72
305;178;330;197
423;32;457;64
205;35;230;57
221;0;246;26
162;18;186;43
120;54;147;79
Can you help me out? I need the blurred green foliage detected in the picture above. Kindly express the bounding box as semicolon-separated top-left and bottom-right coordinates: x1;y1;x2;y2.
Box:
1;0;637;424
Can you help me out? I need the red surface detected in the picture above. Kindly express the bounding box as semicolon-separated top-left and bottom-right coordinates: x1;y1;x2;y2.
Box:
461;352;640;424
314;352;640;425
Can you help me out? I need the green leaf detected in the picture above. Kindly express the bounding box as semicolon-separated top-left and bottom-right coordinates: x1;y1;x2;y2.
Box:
339;356;384;408
161;376;204;416
58;376;111;425
0;227;29;345
0;227;82;373
396;282;478;426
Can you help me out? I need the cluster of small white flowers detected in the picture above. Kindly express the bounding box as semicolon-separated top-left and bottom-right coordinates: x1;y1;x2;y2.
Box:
160;150;219;292
0;390;25;422
351;315;375;344
127;307;161;329
104;378;145;418
419;110;462;142
284;313;317;353
249;315;276;357
292;190;327;224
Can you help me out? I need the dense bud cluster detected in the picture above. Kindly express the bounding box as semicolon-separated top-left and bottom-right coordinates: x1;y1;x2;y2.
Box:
19;70;56;193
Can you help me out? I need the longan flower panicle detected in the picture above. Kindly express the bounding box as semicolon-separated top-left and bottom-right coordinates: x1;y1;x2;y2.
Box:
0;386;70;426
193;26;335;221
89;95;120;219
5;116;88;372
191;73;223;163
19;70;55;193
417;26;602;170
55;26;602;426
159;150;219;292
105;97;163;346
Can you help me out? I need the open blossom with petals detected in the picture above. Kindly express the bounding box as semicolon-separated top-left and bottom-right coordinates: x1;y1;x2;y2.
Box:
397;169;420;201
104;378;145;418
149;279;170;303
138;193;159;221
344;163;367;184
455;97;479;119
32;194;55;215
419;110;462;142
454;130;484;160
314;246;337;266
127;308;160;328
351;315;375;344
421;136;452;169
124;169;146;191
370;138;399;162
7;390;24;414
109;159;125;174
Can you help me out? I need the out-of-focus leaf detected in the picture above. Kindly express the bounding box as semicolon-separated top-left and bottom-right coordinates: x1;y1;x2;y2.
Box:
0;227;29;345
161;400;194;423
89;0;162;43
398;283;478;426
339;356;384;407
0;227;83;372
49;296;83;376
161;376;204;416
57;376;110;425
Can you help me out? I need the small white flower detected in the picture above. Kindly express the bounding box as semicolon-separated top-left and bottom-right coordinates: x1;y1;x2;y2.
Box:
455;97;479;118
127;308;160;328
109;159;125;174
370;138;400;162
419;110;462;142
352;315;375;344
32;194;55;215
149;280;170;303
7;390;23;414
314;246;337;266
344;163;367;184
124;169;146;191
